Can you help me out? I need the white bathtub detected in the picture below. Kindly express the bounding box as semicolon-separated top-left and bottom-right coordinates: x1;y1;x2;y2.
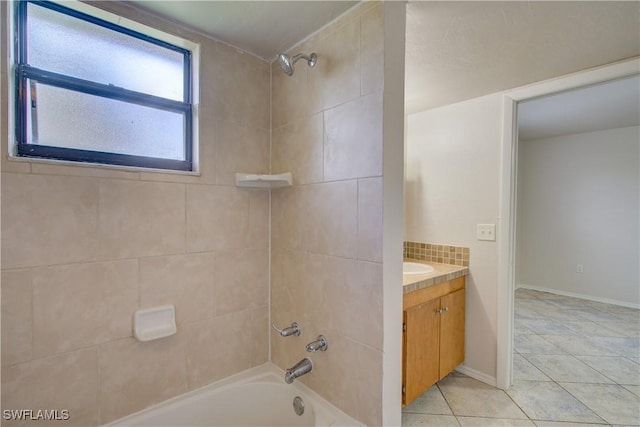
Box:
104;363;363;427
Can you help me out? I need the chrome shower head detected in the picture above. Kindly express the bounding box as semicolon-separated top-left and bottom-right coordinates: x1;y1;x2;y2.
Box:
277;52;317;76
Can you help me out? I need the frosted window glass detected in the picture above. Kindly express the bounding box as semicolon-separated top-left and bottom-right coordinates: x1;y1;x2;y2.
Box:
27;3;185;101
26;81;185;161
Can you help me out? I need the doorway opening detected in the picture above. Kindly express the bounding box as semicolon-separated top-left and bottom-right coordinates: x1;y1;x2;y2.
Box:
496;58;640;390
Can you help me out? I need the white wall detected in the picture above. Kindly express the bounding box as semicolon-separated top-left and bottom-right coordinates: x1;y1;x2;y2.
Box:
405;93;504;381
517;126;640;306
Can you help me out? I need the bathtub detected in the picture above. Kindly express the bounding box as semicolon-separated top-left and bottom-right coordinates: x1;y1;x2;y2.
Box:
104;363;363;427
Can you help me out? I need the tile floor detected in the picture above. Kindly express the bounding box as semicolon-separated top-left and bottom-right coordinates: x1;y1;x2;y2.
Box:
402;288;640;427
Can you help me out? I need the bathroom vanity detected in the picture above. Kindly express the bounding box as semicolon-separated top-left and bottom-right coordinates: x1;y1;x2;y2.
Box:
402;261;468;406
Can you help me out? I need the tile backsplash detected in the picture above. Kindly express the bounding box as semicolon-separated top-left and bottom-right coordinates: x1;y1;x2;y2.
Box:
404;241;470;266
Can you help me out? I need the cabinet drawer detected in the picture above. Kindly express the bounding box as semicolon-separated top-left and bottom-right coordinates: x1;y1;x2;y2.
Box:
403;276;465;309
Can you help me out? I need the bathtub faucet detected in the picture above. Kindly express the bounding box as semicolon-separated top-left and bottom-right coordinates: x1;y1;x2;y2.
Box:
285;358;313;384
305;335;328;352
272;322;301;337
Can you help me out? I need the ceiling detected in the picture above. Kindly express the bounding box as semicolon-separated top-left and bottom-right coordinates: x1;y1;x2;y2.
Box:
127;1;357;61
518;75;640;141
405;1;640;113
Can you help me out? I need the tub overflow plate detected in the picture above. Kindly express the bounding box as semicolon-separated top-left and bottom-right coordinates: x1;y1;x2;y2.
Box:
293;396;305;416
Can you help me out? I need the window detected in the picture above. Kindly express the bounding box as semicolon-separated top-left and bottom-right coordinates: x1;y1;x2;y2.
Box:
14;0;194;171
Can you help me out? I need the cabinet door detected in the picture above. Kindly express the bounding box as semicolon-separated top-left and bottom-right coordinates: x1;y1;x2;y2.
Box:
439;288;465;379
403;299;440;405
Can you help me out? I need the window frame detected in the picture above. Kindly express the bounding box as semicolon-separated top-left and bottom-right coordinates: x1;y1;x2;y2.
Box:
14;0;194;172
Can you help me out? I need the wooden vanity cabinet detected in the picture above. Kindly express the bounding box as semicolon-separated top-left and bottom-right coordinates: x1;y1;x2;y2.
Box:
402;277;465;406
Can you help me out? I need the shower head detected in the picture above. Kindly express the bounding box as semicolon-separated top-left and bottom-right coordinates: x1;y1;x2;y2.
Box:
277;52;317;76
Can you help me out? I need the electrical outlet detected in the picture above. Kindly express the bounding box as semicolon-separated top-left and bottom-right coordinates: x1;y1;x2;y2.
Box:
576;264;584;273
477;224;496;241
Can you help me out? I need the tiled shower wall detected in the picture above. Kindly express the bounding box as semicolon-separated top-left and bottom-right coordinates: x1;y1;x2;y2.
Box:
270;3;385;426
1;2;271;424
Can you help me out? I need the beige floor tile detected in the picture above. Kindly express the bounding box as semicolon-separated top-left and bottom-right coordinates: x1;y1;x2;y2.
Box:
458;417;536;426
533;422;611;427
599;321;640;338
540;335;618;357
623;385;640;397
438;377;528;419
403;385;452;415
402;413;460;427
515;334;566;355
560;383;640;426
522;319;577;335
513;354;551;381
587;336;640;360
506;381;604;424
524;354;614;384
563;320;627;338
577;356;640;386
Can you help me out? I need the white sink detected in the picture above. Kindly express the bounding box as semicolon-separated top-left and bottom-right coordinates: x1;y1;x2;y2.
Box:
403;262;435;276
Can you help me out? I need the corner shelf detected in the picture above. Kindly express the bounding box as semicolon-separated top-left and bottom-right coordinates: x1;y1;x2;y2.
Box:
235;172;292;189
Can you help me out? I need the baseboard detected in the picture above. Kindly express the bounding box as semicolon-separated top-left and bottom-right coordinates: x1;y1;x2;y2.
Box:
516;283;640;309
454;365;497;388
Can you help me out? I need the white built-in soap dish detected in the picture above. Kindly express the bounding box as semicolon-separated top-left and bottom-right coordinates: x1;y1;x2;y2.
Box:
235;172;292;189
133;305;177;342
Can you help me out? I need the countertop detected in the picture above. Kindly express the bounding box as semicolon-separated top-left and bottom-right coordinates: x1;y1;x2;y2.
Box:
403;259;469;294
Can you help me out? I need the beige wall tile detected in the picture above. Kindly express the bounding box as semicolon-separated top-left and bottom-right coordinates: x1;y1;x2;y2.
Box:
32;260;138;358
272;59;319;128
270;249;326;372
97;180;185;259
1;158;32;174
204;42;270;129
214;248;268;316
323;256;383;350
358;177;383;262
99;335;187;424
300;333;360;422
186;184;250;252
1;173;99;269
271;186;309;252
272;113;324;185
324;91;383;181
356;345;383;426
307;20;361;111
272;249;325;327
30;163;139;180
249;190;269;249
1;269;33;366
215;119;270;186
307;181;358;258
361;3;384;96
185;306;268;389
269;249;297;371
139;252;215;325
2;348;99;427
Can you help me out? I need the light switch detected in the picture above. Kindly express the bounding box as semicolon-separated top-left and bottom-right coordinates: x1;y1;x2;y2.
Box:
477;224;496;241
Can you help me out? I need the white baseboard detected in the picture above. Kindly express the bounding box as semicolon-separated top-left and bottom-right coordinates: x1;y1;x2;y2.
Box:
454;365;497;388
516;283;640;309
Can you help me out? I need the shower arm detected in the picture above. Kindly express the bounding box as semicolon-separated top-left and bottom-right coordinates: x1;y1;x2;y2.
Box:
291;53;317;67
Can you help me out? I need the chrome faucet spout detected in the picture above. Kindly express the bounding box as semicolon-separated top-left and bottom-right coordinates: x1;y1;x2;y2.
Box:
285;358;313;384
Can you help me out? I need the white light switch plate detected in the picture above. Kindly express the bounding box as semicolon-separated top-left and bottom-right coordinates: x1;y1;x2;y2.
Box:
477;224;496;241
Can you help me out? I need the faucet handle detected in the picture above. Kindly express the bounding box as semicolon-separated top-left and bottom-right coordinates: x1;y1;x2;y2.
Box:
305;335;328;352
272;322;301;337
